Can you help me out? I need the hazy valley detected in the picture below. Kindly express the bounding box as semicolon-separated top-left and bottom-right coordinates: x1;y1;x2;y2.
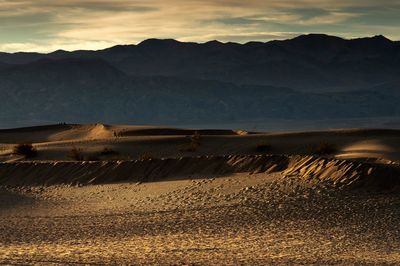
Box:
0;34;399;129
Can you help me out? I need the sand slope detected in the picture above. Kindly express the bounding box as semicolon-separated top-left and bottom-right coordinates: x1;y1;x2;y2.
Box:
1;124;400;264
0;155;399;191
1;171;399;264
1;124;400;162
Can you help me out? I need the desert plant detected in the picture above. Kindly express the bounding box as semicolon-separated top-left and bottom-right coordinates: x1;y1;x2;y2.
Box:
69;147;84;161
13;144;37;158
191;131;201;146
179;131;202;152
312;142;337;155
255;143;272;153
139;152;154;160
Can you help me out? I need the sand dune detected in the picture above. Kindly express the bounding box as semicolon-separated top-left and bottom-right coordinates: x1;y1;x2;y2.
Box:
1;124;400;162
0;124;400;264
0;123;241;142
1;124;400;190
0;155;399;191
1;168;399;264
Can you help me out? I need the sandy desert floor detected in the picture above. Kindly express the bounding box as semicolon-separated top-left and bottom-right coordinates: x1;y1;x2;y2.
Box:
1;173;400;264
0;124;400;264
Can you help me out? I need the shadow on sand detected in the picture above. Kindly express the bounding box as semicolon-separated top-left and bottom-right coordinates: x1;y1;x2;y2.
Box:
0;187;37;211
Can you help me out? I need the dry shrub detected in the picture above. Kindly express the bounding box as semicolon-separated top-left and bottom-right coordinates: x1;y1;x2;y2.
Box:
69;147;84;161
139;152;154;160
191;131;201;146
179;131;201;152
13;144;37;158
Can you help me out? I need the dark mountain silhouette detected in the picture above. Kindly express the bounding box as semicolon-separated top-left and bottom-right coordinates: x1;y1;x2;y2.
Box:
1;34;399;91
0;34;399;128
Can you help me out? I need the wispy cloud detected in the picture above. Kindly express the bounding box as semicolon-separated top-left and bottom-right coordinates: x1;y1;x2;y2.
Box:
0;0;398;52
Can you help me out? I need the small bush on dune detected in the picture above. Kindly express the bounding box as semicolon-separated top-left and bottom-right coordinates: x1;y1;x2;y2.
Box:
312;142;337;155
69;147;84;161
68;147;120;161
179;131;201;152
191;131;201;146
13;144;37;158
139;152;154;160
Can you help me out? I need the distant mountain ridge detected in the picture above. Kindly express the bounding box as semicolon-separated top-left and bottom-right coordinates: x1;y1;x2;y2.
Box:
0;34;399;91
0;34;399;128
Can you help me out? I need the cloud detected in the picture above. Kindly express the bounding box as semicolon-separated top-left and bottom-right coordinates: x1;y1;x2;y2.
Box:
0;0;398;52
179;32;300;43
0;40;116;53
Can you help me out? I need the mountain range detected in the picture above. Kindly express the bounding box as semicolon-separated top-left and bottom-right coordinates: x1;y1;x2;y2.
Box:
1;34;400;128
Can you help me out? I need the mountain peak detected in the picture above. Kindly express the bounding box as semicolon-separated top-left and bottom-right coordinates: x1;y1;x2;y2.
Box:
372;34;390;40
283;34;346;50
290;33;345;43
370;34;392;44
297;33;341;38
138;38;182;48
51;49;68;54
350;35;393;49
204;40;223;45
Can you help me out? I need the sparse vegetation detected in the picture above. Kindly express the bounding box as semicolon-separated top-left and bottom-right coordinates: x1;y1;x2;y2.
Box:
67;147;120;161
311;142;337;155
179;131;201;152
13;144;37;158
191;131;201;146
139;152;154;160
69;147;84;161
255;143;272;153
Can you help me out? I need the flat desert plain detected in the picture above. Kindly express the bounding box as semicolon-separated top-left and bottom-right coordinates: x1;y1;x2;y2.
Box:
0;124;400;264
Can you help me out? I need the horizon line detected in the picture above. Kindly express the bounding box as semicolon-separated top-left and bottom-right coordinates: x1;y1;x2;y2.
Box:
0;33;397;55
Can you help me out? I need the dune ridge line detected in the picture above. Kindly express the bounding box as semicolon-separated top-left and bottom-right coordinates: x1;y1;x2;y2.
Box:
0;155;399;190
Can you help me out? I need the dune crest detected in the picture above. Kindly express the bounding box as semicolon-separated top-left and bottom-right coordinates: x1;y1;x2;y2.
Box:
0;154;398;191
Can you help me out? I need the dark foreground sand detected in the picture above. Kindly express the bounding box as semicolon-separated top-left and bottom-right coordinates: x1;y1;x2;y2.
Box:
1;172;400;265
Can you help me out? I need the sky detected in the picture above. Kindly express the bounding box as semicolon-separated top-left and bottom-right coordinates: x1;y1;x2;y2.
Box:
0;0;399;52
